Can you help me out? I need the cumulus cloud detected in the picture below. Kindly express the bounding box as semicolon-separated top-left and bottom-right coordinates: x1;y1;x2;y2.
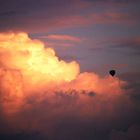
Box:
0;31;124;102
0;32;139;140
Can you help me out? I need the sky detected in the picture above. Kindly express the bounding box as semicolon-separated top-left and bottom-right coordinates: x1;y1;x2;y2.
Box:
0;0;140;140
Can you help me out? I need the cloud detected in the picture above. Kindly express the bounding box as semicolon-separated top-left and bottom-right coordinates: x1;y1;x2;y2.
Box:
0;0;90;32
51;10;134;27
0;0;139;32
0;32;139;140
0;31;124;103
89;36;140;56
84;0;140;4
104;37;140;55
119;71;140;101
110;124;140;140
118;37;140;55
39;34;82;48
43;34;82;43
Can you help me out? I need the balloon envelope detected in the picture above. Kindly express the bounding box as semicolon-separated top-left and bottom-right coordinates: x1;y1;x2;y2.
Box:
109;70;116;76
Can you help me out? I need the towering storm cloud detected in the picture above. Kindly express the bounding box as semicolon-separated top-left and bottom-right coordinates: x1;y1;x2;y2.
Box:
0;32;139;140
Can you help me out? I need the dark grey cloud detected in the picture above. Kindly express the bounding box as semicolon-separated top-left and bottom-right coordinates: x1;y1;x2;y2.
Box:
110;124;140;140
0;11;18;17
0;132;46;140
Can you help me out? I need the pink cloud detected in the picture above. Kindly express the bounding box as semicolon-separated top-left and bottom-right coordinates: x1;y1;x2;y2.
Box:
2;11;135;33
46;42;76;48
0;10;136;33
0;31;139;140
28;11;134;33
63;11;136;26
42;34;82;43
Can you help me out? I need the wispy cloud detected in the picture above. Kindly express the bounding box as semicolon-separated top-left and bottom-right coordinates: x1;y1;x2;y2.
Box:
0;0;139;32
107;37;140;55
42;34;82;43
58;11;136;27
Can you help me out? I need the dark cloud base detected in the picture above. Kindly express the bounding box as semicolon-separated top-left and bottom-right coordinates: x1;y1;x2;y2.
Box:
0;89;140;140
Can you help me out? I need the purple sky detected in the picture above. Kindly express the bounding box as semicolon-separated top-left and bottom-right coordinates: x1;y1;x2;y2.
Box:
0;0;140;75
0;0;140;140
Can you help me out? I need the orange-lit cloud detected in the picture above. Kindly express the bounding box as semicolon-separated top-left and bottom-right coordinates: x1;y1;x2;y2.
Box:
0;32;80;114
1;32;139;140
0;32;79;86
0;32;126;115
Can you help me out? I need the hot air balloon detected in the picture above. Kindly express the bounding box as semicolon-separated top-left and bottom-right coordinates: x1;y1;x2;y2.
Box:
109;70;116;77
